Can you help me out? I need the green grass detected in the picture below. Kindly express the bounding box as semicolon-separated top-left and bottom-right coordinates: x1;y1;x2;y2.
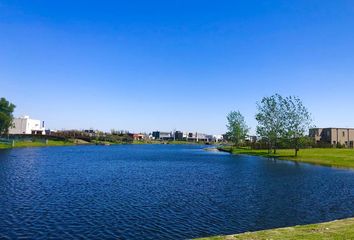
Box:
0;143;10;149
13;140;75;148
197;218;354;240
219;147;354;169
0;140;76;149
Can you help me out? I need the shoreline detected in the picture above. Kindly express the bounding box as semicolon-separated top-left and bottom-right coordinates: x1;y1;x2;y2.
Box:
196;217;354;240
0;140;213;149
218;146;354;169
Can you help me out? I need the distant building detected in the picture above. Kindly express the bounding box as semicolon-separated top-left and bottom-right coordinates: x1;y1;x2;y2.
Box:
222;133;229;142
83;129;98;137
152;131;173;140
45;129;57;135
9;116;45;135
309;128;354;148
212;134;224;142
129;133;146;141
174;131;184;141
184;132;213;142
247;135;258;143
152;130;220;142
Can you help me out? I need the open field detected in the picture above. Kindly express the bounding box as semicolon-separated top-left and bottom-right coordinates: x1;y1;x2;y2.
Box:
197;218;354;240
219;147;354;169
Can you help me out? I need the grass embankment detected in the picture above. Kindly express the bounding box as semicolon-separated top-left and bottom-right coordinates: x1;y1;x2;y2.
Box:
219;146;354;169
197;218;354;240
0;139;86;149
0;143;9;149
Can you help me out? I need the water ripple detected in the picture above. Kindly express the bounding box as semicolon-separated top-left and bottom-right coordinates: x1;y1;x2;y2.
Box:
0;145;354;239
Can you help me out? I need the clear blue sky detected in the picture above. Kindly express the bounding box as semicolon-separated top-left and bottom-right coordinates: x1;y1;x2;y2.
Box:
1;0;354;134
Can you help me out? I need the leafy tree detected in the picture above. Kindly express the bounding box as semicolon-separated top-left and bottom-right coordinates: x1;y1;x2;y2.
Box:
282;96;312;156
0;97;16;135
255;94;286;154
226;111;249;146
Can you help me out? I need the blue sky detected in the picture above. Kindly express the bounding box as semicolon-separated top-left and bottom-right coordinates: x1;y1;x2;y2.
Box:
1;0;354;134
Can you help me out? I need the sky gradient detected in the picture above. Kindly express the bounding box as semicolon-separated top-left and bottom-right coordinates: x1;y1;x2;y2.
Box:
1;0;354;134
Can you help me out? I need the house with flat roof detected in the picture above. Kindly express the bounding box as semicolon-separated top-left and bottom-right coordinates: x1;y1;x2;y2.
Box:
9;116;46;135
309;128;354;148
152;131;173;140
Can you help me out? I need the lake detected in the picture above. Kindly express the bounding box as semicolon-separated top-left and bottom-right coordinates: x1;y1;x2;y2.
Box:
0;144;354;239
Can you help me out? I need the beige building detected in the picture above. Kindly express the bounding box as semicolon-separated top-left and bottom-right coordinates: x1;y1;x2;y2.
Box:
9;116;45;135
309;128;354;148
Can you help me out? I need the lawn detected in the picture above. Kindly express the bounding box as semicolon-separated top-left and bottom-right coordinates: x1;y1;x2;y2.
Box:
0;140;75;149
0;143;10;149
197;218;354;240
219;147;354;169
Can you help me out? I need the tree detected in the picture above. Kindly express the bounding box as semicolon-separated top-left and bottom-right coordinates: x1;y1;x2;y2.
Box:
255;94;286;154
0;97;16;135
226;111;249;146
282;96;312;157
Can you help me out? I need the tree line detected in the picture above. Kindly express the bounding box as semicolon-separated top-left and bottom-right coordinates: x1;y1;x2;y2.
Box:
226;94;312;156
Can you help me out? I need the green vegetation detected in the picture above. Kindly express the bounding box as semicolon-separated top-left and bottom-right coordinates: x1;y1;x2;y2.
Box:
0;139;83;149
220;146;354;169
132;140;161;144
13;140;74;148
255;94;311;156
50;129;134;145
197;218;354;240
0;143;9;149
226;111;249;146
0;97;16;135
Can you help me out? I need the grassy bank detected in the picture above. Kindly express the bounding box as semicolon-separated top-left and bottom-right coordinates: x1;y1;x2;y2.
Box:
197;218;354;240
219;146;354;169
0;139;212;149
0;139;81;149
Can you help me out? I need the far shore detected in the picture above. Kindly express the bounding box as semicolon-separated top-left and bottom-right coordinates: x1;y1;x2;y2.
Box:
0;139;215;149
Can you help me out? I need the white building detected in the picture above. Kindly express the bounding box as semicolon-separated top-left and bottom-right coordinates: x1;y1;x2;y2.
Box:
184;132;213;142
212;134;224;142
9;116;46;135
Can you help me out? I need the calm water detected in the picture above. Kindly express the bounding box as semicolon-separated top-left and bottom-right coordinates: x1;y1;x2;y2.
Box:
0;145;354;239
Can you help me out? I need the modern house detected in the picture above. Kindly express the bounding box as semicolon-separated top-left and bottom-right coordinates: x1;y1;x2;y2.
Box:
152;131;173;140
181;132;214;142
174;131;184;141
9;116;46;135
212;134;224;142
152;130;218;142
309;128;354;148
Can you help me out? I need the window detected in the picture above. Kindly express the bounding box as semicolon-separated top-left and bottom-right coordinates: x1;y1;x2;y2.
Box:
343;131;345;137
333;141;336;144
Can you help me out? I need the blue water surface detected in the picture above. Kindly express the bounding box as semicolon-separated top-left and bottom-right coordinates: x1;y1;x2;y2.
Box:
0;144;354;239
